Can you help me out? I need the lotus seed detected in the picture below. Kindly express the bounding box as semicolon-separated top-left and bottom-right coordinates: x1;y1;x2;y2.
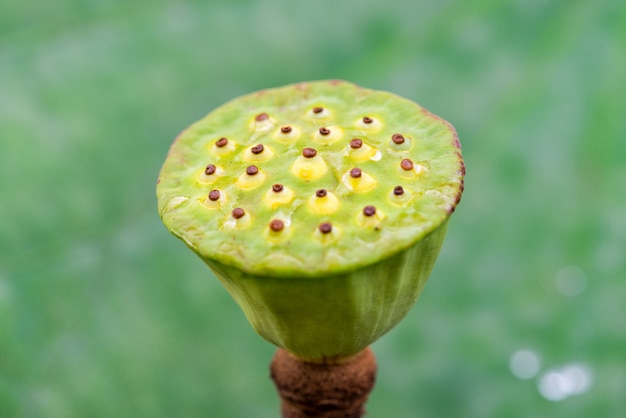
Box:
205;164;217;175
362;117;373;124
208;190;221;201
312;107;324;114
216;137;228;147
272;184;284;193
251;144;265;154
393;186;404;195
247;165;259;176
400;159;414;171
255;113;269;121
350;139;363;149
303;148;317;158
350;168;362;178
232;208;246;219
270;219;284;232
319;127;330;136
316;189;327;198
319;222;332;234
392;134;405;144
281;126;292;133
363;206;376;217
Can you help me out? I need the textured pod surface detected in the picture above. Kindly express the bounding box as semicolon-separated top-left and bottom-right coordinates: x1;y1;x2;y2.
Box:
157;80;464;276
157;80;464;359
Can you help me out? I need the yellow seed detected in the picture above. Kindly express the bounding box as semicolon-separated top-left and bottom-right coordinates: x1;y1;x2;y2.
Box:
250;113;274;132
347;142;379;162
273;125;301;144
312;126;343;145
264;218;293;243
313;223;341;243
237;169;266;189
356;208;386;228
388;187;413;206
307;191;340;214
342;169;377;192
223;211;252;230
203;191;226;209
197;166;223;184
355;116;383;132
397;162;427;178
291;155;328;180
210;139;236;157
263;186;295;208
242;144;274;163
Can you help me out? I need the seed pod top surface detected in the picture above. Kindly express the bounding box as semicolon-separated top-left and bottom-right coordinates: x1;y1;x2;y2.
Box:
157;80;464;277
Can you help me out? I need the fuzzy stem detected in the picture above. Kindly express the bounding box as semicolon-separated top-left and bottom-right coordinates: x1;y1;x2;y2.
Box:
270;347;377;418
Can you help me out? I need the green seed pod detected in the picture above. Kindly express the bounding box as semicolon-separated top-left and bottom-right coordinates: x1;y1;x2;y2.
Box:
157;80;464;361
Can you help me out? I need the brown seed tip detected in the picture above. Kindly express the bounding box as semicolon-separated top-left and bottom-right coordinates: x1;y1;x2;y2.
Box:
269;219;284;232
315;189;327;198
312;106;324;114
280;125;292;134
401;158;414;171
363;205;376;217
319;222;332;234
350;138;363;149
216;137;228;147
251;144;264;154
319;127;331;136
255;113;269;121
362;116;373;124
208;190;221;201
272;184;284;193
232;208;245;219
246;165;259;176
392;133;405;144
302;147;317;158
204;164;216;175
393;185;405;196
350;167;362;178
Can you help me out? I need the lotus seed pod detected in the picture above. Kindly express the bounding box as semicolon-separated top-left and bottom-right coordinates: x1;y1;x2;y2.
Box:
157;80;465;361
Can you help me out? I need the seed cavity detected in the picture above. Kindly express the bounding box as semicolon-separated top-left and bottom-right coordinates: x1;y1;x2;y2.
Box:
308;190;340;214
350;138;363;149
389;185;413;206
319;222;332;234
363;205;376;217
356;205;386;228
208;190;221;201
274;125;300;143
342;168;376;192
204;189;225;209
237;166;266;189
205;164;217;175
263;184;294;208
252;112;273;132
313;125;343;144
243;143;274;162
356;115;382;131
350;167;362;178
401;159;414;171
211;137;236;156
269;219;284;232
232;208;245;219
291;152;328;180
392;134;405;144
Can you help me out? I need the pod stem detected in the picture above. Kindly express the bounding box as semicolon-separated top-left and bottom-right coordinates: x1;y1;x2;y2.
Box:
270;347;377;418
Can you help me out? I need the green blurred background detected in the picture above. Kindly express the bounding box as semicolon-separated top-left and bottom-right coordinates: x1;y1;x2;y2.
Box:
2;0;625;417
